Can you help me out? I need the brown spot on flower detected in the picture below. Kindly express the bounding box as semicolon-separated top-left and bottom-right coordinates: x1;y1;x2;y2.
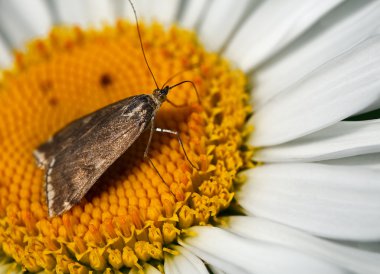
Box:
99;73;112;88
48;96;59;106
40;80;53;94
0;21;251;272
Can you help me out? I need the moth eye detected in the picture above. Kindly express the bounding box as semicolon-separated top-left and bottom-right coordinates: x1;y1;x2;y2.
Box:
99;73;113;88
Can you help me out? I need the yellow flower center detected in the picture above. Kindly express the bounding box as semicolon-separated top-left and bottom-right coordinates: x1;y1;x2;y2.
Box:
0;21;251;272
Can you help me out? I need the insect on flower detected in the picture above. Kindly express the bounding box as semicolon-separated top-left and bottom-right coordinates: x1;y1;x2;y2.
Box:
34;0;200;217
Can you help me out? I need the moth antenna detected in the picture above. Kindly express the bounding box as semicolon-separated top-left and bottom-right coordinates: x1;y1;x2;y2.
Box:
169;80;201;105
127;0;159;89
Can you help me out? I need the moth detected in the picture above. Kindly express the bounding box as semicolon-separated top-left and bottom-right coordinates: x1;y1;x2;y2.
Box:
34;0;199;217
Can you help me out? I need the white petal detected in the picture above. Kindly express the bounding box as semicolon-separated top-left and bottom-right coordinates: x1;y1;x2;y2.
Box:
225;216;380;274
320;153;380;170
179;226;346;274
145;263;161;274
149;0;180;26
357;242;380;253
164;246;208;274
121;0;148;22
163;256;178;274
207;264;227;274
122;0;179;25
179;0;208;30
135;0;155;23
254;1;380;108
9;0;51;36
250;36;380;146
129;263;161;274
327;240;380;254
56;0;115;27
198;0;252;52
224;0;343;71
255;119;380;162
54;0;89;27
84;0;115;26
55;0;114;27
0;0;52;47
238;164;380;240
0;258;21;274
0;37;12;68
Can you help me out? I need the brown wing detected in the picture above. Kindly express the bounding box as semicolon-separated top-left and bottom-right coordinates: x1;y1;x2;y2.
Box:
34;97;134;168
37;94;157;216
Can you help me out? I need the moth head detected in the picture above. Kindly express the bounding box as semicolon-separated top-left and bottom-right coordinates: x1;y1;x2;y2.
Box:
153;86;169;102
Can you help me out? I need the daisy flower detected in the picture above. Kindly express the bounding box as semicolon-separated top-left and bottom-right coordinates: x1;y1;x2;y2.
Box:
0;0;380;273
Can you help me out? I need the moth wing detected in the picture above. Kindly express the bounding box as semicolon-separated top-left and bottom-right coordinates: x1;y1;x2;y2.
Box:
44;95;156;216
34;97;134;168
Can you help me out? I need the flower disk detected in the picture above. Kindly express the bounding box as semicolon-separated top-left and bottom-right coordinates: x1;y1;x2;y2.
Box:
0;21;250;272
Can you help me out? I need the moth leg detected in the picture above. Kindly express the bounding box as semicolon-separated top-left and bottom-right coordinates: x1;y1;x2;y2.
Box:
143;119;168;184
155;128;199;170
146;156;167;184
144;119;155;158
